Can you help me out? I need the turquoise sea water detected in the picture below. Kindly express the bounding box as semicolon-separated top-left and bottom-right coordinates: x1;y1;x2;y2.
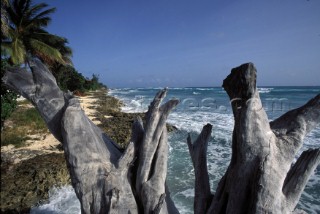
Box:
31;86;320;214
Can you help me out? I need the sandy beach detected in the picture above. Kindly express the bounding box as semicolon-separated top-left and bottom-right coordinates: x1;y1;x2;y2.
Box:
1;94;101;164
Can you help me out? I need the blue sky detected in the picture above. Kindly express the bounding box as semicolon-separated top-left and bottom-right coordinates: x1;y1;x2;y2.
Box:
44;0;320;87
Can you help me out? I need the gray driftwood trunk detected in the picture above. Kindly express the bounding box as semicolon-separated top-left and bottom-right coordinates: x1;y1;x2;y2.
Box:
3;60;319;213
187;63;320;214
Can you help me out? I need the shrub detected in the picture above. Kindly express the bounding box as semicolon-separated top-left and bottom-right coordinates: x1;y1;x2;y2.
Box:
1;59;18;129
51;64;106;93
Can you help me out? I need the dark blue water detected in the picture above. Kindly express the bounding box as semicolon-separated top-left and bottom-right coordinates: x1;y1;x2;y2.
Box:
31;86;320;214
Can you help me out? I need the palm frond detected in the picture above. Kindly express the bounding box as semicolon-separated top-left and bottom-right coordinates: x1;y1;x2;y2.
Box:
7;2;20;26
22;0;31;15
29;38;65;64
1;35;26;64
1;0;10;37
1;41;13;56
14;0;30;19
31;32;72;56
11;38;26;64
27;2;49;17
30;7;56;20
4;0;73;66
25;16;51;29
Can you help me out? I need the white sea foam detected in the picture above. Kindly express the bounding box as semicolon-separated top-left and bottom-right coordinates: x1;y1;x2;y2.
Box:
195;88;215;91
110;90;152;113
108;88;139;95
168;111;233;135
258;87;273;93
175;188;194;198
298;176;320;214
169;87;185;90
303;126;320;148
108;89;127;95
120;97;150;113
30;186;80;214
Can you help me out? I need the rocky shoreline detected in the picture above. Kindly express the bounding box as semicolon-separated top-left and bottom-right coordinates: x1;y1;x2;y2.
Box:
0;88;176;213
0;89;119;213
1;153;69;213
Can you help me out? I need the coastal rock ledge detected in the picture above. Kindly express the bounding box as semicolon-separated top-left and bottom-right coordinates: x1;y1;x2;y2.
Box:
1;153;70;214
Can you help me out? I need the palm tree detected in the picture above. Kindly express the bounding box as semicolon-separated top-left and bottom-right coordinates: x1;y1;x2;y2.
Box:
1;0;72;66
1;0;9;38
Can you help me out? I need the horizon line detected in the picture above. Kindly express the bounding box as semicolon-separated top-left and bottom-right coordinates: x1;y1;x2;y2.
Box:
108;85;320;89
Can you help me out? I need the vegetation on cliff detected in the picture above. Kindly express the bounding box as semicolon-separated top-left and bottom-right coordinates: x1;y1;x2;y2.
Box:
0;89;122;213
1;0;106;127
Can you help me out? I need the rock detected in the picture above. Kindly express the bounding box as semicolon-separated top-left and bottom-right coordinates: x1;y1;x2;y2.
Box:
0;153;70;213
167;123;178;132
98;111;178;149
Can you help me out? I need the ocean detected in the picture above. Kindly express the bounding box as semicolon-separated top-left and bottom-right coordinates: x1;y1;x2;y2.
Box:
31;86;320;214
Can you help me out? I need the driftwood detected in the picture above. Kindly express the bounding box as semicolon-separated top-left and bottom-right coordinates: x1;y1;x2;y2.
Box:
188;63;320;214
2;60;319;213
2;60;179;213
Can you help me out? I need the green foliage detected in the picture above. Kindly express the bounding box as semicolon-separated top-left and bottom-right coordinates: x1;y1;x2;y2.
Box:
68;70;86;92
52;64;85;92
84;74;104;91
1;104;47;147
1;90;18;126
1;0;72;66
1;59;18;128
1;132;30;147
16;108;47;130
84;74;97;91
1;0;10;39
52;64;106;93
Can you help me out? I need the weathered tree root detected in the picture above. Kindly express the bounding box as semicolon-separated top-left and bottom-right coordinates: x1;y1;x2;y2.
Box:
188;63;320;214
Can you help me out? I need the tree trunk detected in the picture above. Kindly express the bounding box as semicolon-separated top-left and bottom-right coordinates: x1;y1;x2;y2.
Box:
188;63;320;214
2;60;319;213
2;60;179;214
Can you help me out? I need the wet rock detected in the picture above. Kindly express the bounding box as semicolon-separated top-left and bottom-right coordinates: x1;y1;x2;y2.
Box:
0;153;70;213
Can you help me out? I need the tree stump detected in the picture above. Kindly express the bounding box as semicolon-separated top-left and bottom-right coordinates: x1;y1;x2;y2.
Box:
188;63;320;214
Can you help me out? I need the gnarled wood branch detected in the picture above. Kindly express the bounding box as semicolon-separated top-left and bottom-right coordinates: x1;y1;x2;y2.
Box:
2;61;67;141
135;89;179;213
189;63;319;214
270;94;320;160
2;60;179;214
187;123;213;214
